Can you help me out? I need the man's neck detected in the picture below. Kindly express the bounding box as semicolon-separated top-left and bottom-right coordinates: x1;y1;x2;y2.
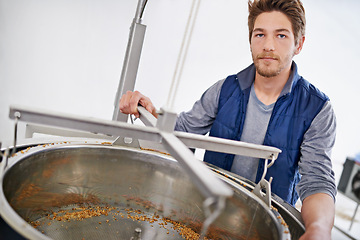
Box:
254;68;291;106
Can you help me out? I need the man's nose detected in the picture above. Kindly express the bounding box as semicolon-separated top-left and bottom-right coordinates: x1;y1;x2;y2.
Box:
263;36;275;51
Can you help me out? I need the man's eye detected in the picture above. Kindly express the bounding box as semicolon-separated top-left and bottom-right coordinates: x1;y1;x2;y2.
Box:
278;34;286;39
256;34;264;38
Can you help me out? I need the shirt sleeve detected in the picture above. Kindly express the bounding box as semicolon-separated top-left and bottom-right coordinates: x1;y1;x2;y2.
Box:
174;79;225;135
296;101;337;202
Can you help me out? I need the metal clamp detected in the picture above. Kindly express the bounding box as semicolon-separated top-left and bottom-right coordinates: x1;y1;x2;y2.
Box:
156;107;177;132
253;155;276;208
130;227;142;240
11;111;21;155
0;111;22;172
1;148;10;172
200;196;226;239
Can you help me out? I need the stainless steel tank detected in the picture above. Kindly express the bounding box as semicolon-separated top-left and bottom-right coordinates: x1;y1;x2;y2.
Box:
0;140;303;240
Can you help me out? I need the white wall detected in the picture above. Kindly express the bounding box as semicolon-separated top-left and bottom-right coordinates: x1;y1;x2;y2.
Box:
1;0;359;164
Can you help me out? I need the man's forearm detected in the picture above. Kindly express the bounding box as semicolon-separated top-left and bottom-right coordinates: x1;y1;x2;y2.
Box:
300;192;335;240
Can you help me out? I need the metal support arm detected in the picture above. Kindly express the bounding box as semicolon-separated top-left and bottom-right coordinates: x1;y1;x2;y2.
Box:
138;106;281;161
9;105;233;199
112;0;147;122
9;105;281;208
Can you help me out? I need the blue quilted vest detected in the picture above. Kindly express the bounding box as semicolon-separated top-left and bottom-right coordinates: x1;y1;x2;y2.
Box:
204;63;329;205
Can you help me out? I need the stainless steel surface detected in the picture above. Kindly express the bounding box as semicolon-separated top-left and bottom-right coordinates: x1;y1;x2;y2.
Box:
1;143;290;240
9;106;234;204
160;130;232;197
133;0;147;23
9;105;281;207
138;106;157;127
130;227;142;240
206;164;306;240
156;108;177;132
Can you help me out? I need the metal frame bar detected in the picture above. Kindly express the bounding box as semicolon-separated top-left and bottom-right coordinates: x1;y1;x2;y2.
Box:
139;106;281;160
25;123;116;140
160;131;232;198
9;105;281;201
10;105;161;143
9;105;233;201
22;107;280;161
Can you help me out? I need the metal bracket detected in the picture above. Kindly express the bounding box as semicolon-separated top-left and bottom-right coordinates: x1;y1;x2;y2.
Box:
200;196;226;239
11;111;21;155
252;156;275;208
253;177;273;208
130;227;142;240
1;148;10;172
113;136;140;148
156;107;177;132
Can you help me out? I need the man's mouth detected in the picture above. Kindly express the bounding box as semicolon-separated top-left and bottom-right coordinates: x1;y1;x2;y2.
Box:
257;53;279;61
261;56;276;60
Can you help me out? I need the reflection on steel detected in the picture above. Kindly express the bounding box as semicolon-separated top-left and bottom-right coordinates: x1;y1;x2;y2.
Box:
160;131;232;198
1;145;290;240
130;227;142;240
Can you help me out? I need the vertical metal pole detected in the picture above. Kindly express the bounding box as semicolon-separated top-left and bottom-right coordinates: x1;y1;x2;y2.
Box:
166;0;201;110
349;202;359;231
113;0;147;122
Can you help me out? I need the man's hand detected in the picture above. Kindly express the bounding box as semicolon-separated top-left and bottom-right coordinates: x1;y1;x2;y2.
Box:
299;193;334;240
119;91;158;118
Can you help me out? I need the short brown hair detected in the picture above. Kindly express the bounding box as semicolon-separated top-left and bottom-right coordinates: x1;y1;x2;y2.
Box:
248;0;306;44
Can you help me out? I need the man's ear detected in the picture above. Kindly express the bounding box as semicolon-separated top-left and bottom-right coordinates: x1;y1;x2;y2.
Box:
294;35;305;55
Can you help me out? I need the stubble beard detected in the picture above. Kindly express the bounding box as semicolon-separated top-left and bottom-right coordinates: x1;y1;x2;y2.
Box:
252;51;295;78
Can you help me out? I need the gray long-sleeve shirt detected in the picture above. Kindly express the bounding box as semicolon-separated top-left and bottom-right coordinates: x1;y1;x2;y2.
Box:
175;76;337;203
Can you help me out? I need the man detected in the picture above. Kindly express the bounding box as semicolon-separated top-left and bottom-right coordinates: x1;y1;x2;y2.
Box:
119;0;336;239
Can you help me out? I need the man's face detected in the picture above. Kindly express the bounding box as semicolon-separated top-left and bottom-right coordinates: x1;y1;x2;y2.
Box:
250;11;303;78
